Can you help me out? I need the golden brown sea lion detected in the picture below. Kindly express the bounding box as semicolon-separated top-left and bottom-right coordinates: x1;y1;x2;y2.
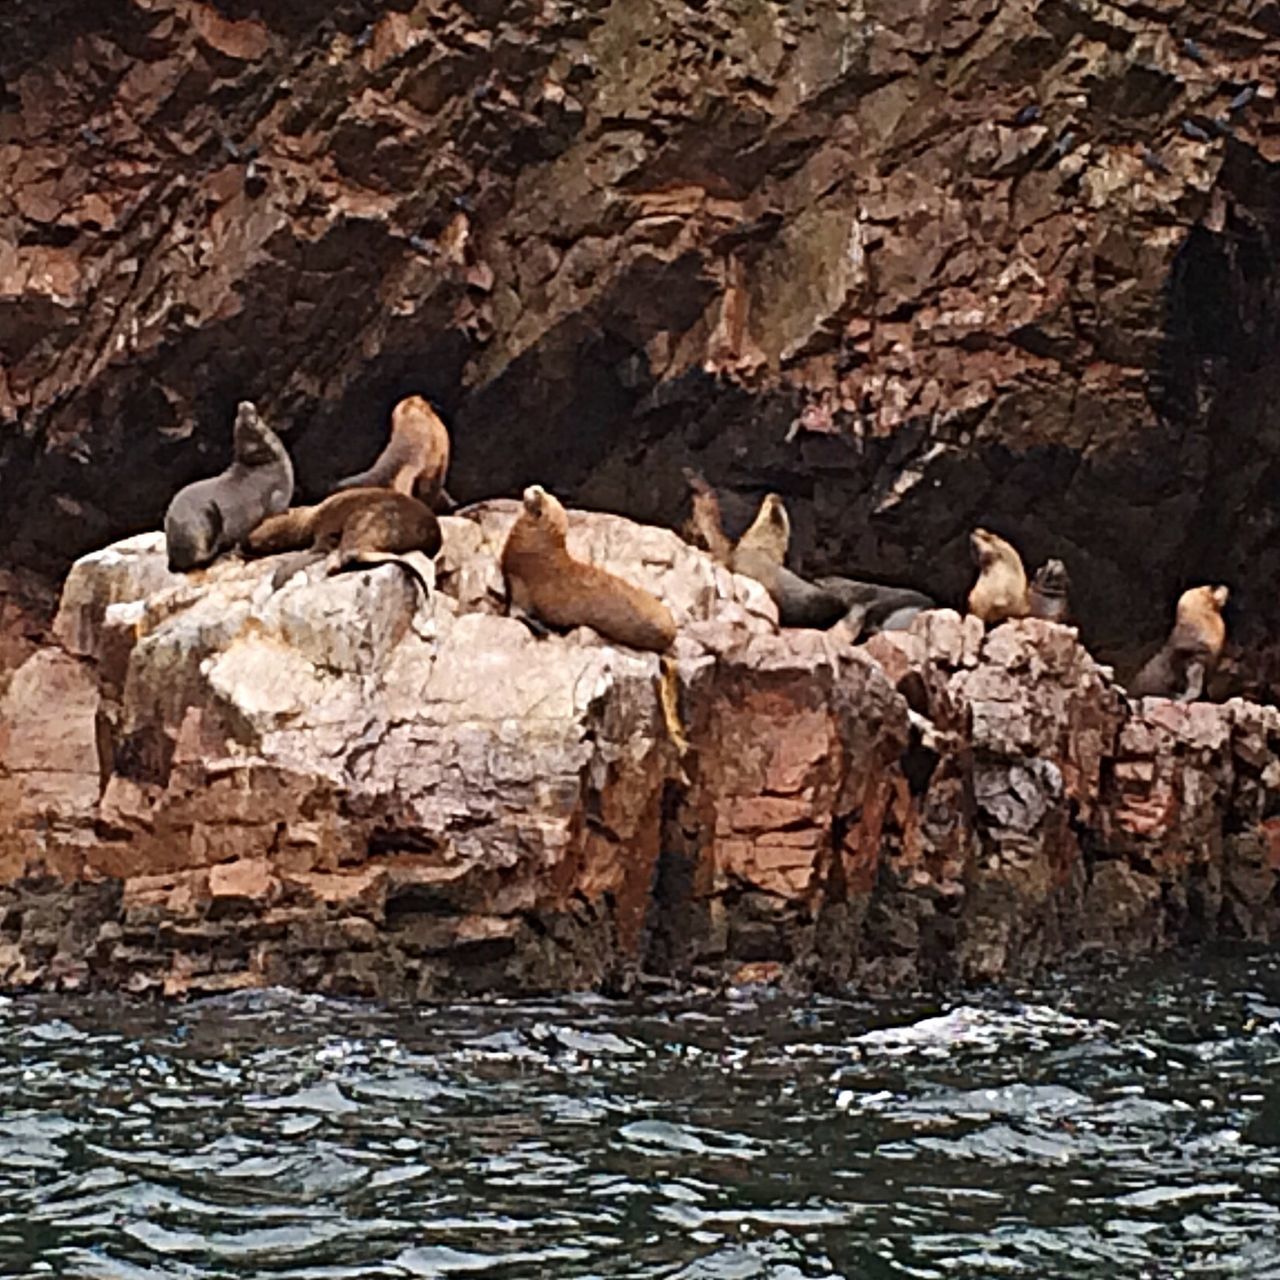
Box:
728;494;851;629
500;486;676;652
1028;558;1072;624
334;395;453;512
1129;584;1229;702
967;528;1030;624
164;401;294;572
246;487;442;599
729;490;934;633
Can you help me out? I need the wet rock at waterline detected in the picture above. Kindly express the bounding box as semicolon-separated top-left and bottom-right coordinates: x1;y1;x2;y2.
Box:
2;509;1280;999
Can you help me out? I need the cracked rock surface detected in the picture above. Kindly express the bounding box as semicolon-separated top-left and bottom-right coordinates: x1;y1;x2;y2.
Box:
3;0;1280;679
2;509;1277;998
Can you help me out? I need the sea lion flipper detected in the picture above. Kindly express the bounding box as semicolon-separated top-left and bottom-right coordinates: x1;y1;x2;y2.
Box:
511;606;553;640
658;655;691;783
1179;660;1206;703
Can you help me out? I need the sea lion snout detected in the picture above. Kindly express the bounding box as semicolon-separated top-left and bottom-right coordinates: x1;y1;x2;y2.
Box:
522;484;549;515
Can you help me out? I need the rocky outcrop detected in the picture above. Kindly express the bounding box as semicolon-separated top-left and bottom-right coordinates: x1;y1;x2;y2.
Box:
4;0;1280;683
2;507;1277;999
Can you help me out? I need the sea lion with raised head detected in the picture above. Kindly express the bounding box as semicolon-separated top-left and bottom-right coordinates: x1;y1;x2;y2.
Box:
967;528;1030;624
501;485;687;760
1129;584;1229;702
501;485;676;651
246;487;442;600
730;490;935;633
164;401;294;572
728;494;851;629
1028;558;1072;624
334;394;453;511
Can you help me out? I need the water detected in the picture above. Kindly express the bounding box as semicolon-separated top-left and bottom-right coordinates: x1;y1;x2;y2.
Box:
2;951;1279;1279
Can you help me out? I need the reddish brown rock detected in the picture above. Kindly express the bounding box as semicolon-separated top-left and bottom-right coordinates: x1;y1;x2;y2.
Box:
2;509;1278;1000
2;0;1280;685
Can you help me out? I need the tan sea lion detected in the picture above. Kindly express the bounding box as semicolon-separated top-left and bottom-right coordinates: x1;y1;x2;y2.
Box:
164;401;294;572
967;528;1030;624
730;491;934;633
246;487;442;599
728;494;851;629
334;394;453;511
1129;584;1229;702
1028;558;1072;624
501;485;676;652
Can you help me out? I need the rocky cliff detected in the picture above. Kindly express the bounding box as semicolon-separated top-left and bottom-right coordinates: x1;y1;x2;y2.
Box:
2;514;1278;998
3;0;1280;997
3;0;1280;670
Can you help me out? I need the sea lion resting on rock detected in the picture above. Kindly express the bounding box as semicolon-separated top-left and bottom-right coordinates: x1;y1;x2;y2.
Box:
501;485;676;651
692;475;933;633
731;495;853;630
967;528;1030;624
164;401;294;572
500;484;686;758
334;394;453;512
1028;558;1072;624
245;487;442;600
1129;584;1228;702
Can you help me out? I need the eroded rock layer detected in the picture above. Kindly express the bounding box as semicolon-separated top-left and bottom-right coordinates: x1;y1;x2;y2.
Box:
3;0;1280;676
1;510;1277;999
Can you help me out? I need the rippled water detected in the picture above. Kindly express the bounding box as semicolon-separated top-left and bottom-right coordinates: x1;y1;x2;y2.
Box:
2;951;1280;1278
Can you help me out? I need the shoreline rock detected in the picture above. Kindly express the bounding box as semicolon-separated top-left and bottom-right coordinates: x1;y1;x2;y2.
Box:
2;510;1278;1000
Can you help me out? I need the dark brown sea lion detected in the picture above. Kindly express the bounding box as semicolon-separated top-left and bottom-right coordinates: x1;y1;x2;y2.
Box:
164;401;294;572
334;394;453;512
246;487;442;600
1129;584;1229;702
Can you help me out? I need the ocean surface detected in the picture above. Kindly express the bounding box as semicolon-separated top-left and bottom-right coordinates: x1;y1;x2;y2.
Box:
2;950;1279;1279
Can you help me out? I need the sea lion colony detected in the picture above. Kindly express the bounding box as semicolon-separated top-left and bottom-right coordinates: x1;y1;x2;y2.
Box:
161;397;1229;705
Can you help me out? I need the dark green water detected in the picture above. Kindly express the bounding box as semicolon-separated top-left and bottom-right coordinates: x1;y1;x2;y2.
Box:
2;952;1279;1279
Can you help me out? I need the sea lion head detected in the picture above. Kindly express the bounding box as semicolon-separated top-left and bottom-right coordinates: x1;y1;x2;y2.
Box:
739;492;791;563
970;527;1021;570
521;484;569;543
1178;583;1229;619
232;400;277;465
1032;558;1070;595
970;528;996;566
393;394;437;430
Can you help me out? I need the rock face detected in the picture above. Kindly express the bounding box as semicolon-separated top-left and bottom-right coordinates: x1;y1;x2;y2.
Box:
3;0;1280;680
2;507;1278;999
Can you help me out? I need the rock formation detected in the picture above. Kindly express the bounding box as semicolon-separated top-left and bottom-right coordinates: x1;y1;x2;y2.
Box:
2;510;1277;998
3;1;1280;676
4;1;1280;997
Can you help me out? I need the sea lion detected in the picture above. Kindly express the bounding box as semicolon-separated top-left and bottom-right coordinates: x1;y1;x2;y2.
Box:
681;467;735;566
501;485;676;652
245;487;442;600
1129;584;1229;702
967;528;1030;624
732;491;935;633
334;394;453;511
1028;558;1072;624
729;494;851;629
164;401;294;572
813;576;935;633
